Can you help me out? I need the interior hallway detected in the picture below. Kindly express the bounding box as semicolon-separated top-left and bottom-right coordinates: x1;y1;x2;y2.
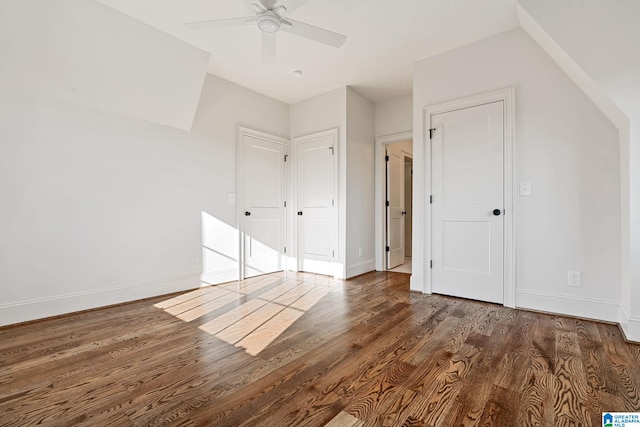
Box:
389;257;412;274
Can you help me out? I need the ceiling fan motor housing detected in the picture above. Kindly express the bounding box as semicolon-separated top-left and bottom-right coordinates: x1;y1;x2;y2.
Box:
257;12;281;33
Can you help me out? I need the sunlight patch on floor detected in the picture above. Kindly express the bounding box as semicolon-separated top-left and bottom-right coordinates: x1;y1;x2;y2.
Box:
155;273;331;356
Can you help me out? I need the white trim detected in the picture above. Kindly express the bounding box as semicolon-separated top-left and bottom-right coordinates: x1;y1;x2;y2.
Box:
422;87;516;307
619;304;640;343
375;131;413;273
0;274;201;327
237;126;290;281
201;268;238;286
292;128;340;277
517;289;619;324
346;259;376;279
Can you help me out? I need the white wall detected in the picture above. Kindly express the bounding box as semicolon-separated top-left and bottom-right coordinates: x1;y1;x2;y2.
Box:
1;0;209;130
516;0;640;343
290;88;347;138
0;75;289;326
0;96;206;325
345;88;376;277
375;95;413;138
191;75;290;285
289;87;377;279
0;2;289;326
413;28;621;323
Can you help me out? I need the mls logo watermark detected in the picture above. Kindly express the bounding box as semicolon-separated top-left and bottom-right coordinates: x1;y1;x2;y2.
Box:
603;412;640;427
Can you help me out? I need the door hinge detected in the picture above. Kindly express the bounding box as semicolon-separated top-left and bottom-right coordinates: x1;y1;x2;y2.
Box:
284;246;287;254
385;155;389;161
386;246;390;252
429;195;433;204
332;250;335;257
430;260;433;268
284;154;288;162
429;128;436;139
386;200;390;207
284;201;287;207
332;199;335;206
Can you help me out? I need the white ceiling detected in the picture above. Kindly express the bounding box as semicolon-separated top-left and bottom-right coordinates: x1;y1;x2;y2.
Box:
97;0;520;104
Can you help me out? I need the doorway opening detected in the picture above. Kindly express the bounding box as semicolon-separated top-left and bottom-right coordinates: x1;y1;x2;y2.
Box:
385;140;413;274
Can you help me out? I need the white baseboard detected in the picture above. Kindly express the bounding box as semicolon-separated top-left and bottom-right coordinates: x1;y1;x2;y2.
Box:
345;259;376;279
619;305;640;343
0;274;202;327
201;268;238;286
516;290;619;323
410;275;424;293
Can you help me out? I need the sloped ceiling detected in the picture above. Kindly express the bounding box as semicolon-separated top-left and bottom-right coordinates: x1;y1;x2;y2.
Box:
1;0;210;130
97;0;519;104
516;0;640;120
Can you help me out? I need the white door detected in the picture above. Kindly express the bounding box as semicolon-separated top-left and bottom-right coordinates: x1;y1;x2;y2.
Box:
297;132;337;276
386;145;405;269
241;132;287;278
431;101;504;304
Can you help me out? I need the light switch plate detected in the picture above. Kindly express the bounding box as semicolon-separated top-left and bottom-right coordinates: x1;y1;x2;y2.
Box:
519;181;532;196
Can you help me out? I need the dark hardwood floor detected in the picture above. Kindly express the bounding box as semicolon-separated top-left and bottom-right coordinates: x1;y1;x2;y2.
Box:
1;271;639;426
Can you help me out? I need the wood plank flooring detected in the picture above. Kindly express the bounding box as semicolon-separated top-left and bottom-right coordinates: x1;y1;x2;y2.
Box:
1;271;639;426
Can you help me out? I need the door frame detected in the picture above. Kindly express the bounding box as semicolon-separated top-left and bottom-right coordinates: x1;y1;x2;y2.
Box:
422;87;516;307
404;157;414;258
375;131;413;272
385;142;413;270
237;126;290;280
291;128;340;277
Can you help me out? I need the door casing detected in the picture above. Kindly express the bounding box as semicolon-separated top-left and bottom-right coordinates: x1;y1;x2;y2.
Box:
422;87;516;308
386;142;413;270
292;128;340;277
375;131;413;272
237;126;289;280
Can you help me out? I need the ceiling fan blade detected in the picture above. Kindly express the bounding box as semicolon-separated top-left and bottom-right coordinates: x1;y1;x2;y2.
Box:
185;16;255;30
262;32;277;64
273;0;312;16
242;0;268;13
282;19;346;48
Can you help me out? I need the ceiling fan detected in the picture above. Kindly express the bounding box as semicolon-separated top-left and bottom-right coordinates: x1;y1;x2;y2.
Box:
185;0;347;64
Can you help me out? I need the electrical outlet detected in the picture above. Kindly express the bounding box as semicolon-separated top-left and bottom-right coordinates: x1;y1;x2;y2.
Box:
568;271;581;287
190;256;199;268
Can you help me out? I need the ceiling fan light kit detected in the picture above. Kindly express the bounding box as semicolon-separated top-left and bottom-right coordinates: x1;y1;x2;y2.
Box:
185;0;346;64
257;12;281;33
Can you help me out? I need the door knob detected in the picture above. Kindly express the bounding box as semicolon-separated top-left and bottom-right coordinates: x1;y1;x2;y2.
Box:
297;211;303;216
245;211;251;216
401;211;407;215
492;209;502;216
